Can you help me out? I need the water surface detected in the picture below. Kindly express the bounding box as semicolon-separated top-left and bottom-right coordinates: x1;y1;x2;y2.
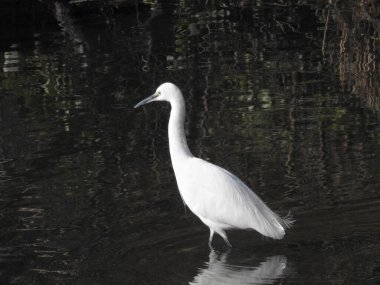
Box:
1;1;380;284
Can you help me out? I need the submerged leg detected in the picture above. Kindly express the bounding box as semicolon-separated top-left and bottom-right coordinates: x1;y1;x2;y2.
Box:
217;230;232;248
208;229;215;248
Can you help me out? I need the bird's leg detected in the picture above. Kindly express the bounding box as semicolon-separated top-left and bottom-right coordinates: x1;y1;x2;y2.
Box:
218;230;232;248
208;229;215;248
223;237;232;248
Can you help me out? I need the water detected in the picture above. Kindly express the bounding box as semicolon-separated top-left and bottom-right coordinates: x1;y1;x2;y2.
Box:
1;1;380;284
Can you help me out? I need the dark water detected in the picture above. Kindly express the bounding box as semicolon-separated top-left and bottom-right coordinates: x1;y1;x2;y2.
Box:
1;1;380;284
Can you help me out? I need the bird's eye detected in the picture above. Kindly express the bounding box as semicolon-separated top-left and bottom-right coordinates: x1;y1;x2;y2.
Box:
157;91;161;96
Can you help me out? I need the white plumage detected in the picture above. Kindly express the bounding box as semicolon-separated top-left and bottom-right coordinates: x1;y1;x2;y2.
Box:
134;82;293;247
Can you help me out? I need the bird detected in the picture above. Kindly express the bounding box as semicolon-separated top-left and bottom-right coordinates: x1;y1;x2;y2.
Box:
134;82;293;247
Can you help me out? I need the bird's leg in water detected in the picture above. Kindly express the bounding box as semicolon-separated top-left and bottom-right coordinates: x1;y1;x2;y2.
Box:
208;229;215;248
224;238;232;248
218;230;232;248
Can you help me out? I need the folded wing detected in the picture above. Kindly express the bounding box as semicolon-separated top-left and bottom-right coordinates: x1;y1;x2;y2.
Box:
177;158;293;239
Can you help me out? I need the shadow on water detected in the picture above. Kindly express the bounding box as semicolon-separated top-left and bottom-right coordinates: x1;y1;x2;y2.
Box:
1;0;380;284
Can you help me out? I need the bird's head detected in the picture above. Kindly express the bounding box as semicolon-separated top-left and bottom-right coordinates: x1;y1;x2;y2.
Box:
134;82;181;108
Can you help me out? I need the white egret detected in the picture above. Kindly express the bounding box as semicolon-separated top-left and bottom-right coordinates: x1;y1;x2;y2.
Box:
134;83;293;247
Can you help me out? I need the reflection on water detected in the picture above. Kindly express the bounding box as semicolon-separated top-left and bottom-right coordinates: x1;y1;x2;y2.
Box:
191;250;287;285
1;0;380;284
324;1;380;110
3;51;21;73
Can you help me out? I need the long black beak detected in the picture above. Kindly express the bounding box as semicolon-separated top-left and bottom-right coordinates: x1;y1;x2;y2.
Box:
134;93;158;108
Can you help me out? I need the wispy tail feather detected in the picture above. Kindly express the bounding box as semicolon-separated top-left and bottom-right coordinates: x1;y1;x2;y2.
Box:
281;211;295;229
254;209;295;240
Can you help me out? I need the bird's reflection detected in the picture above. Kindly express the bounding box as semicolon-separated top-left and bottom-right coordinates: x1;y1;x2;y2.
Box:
190;250;287;285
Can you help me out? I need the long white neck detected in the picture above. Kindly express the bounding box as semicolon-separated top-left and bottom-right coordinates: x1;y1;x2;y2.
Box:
168;94;193;169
